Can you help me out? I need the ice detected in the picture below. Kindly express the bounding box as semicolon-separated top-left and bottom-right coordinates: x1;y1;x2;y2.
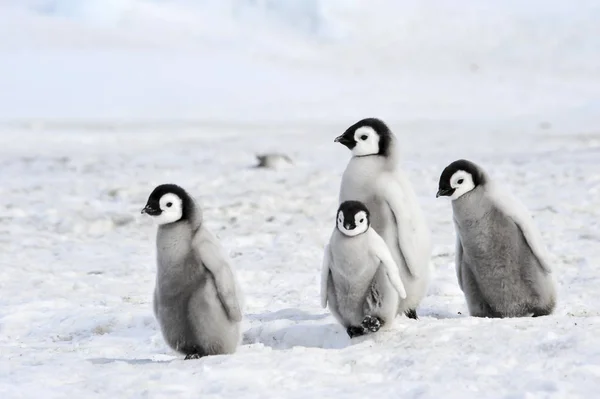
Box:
1;0;599;125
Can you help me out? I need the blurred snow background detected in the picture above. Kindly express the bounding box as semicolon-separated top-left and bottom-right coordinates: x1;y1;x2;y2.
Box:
1;0;599;126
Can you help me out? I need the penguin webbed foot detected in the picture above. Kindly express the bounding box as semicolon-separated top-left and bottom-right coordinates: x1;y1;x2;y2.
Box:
361;315;383;333
531;307;553;317
182;346;206;360
346;316;384;338
405;309;418;320
346;325;367;338
184;353;204;360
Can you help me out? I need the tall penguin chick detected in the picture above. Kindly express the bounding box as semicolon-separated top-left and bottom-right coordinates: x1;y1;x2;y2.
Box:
437;160;557;318
321;201;407;338
335;118;432;319
141;184;243;359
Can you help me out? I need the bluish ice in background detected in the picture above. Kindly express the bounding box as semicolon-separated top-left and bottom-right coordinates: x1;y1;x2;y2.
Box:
0;0;599;128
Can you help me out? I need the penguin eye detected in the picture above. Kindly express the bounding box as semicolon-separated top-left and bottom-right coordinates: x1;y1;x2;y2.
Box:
359;218;364;223
360;135;368;140
166;202;173;208
457;179;464;185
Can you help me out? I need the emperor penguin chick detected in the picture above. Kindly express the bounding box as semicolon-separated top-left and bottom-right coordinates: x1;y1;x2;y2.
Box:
437;159;557;318
335;118;432;319
141;184;243;359
321;201;407;338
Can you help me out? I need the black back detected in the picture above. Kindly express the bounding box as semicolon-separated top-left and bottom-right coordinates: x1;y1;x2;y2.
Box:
337;200;370;229
438;159;486;191
145;183;194;221
339;117;393;157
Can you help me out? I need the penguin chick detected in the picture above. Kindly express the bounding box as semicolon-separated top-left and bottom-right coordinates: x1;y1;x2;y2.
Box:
142;184;243;359
254;153;294;169
437;159;557;318
321;200;407;338
335;118;432;320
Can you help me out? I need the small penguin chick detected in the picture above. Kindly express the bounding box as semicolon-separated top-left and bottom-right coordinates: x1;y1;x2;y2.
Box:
141;184;242;359
255;153;294;169
334;118;393;157
336;200;370;237
436;159;557;318
436;159;487;200
331;201;406;301
321;200;407;338
141;184;194;225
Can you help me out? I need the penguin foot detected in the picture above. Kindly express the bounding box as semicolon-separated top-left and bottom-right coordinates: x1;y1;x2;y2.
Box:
184;353;204;360
531;307;553;317
405;309;418;320
361;315;383;333
346;326;367;338
347;316;384;338
182;346;206;360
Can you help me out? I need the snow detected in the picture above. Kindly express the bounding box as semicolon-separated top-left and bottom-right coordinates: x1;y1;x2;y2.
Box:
1;0;600;125
2;123;599;398
1;1;600;398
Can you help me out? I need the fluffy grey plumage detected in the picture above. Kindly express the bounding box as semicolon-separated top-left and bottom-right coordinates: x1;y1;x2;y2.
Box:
142;184;243;359
335;118;433;319
321;201;407;338
437;160;557;318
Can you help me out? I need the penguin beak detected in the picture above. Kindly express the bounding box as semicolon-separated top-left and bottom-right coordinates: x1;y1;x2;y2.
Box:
141;205;161;216
436;188;454;198
334;133;355;149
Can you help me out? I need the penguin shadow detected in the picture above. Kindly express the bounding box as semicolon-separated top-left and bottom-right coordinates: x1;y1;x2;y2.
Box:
242;308;351;350
88;357;174;365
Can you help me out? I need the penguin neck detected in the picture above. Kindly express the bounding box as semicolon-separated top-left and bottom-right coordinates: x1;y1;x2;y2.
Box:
187;201;203;232
451;186;492;223
381;135;400;169
159;201;203;233
350;136;399;171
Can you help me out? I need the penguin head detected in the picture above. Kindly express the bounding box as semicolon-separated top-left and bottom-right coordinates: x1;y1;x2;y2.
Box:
437;159;486;200
141;184;194;225
334;118;392;157
336;200;370;237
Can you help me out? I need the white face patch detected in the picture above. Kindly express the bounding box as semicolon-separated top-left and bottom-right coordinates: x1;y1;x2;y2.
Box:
449;170;475;200
337;210;369;237
351;126;380;157
153;193;183;225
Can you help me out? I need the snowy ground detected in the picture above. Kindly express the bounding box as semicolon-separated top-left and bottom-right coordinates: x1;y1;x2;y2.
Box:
1;0;600;398
1;121;599;398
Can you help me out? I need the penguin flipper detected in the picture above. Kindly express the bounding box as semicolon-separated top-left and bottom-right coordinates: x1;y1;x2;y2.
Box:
377;176;427;279
455;231;464;291
320;244;333;308
486;183;553;274
193;228;243;322
368;228;407;299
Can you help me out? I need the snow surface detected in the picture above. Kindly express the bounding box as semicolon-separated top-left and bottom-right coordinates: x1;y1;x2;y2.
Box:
1;1;600;398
